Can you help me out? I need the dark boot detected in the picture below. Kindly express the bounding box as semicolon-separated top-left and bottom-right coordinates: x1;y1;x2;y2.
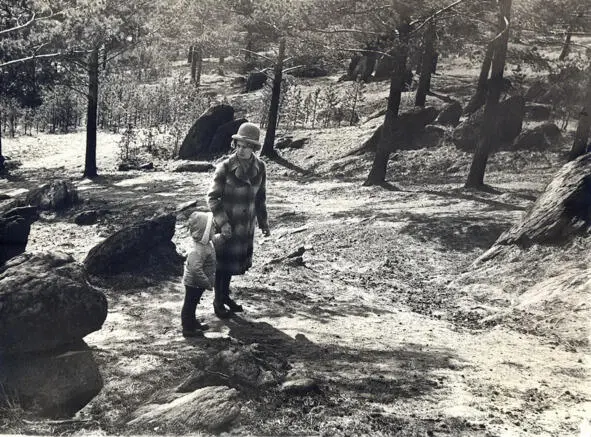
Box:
182;286;208;334
213;272;232;319
221;274;243;312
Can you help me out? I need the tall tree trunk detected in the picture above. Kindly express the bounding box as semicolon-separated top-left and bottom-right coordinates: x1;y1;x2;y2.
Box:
464;43;494;115
190;45;198;83
364;20;411;186
261;38;285;157
465;0;512;188
568;75;591;160
415;20;436;107
195;47;203;87
0;110;4;172
558;28;572;61
84;48;99;179
187;45;193;64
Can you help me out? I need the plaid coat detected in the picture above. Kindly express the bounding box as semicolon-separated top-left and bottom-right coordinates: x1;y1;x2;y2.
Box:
207;153;268;275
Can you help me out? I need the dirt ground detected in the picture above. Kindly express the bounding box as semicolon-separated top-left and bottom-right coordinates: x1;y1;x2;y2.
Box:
1;70;590;436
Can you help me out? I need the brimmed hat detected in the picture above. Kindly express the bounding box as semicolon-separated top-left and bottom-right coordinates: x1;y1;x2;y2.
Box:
231;122;261;151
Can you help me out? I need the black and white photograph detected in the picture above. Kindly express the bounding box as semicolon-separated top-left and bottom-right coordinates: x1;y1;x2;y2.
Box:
1;0;590;435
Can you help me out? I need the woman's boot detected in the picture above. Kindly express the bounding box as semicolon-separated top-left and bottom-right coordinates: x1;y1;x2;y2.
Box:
213;272;232;319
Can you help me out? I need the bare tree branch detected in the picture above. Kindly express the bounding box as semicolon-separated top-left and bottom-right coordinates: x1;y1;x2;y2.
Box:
411;0;471;33
239;48;274;62
0;52;63;68
0;12;36;36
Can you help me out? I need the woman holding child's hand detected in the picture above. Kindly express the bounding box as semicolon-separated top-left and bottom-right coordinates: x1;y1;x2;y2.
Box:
207;122;270;318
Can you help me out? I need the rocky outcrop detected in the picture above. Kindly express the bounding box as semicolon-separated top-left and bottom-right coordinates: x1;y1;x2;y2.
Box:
245;71;267;92
492;154;591;248
511;122;561;151
0;251;107;417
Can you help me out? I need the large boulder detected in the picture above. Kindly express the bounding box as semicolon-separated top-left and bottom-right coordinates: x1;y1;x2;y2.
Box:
1;344;103;418
245;71;267;92
452;96;525;151
0;251;107;356
0;206;39;265
435;101;462;127
360;106;439;153
511;122;562;151
492;154;591;247
84;213;182;276
524;103;552;121
128;386;241;432
209;118;247;155
25;180;79;211
178;105;235;159
524;81;549;101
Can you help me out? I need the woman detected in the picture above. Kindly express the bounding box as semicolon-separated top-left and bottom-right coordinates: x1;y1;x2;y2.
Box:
207;122;270;318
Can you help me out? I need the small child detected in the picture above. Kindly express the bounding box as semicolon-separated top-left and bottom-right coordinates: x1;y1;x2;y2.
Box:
181;211;217;337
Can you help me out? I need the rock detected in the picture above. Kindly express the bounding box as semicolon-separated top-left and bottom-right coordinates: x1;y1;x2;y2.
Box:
178;104;235;159
176;199;198;213
415;124;445;148
524;81;548;101
176;370;229;393
128;386;241;432
280;378;320;395
512;123;562;151
290;65;328;78
492;154;591;247
84;214;182;276
172;161;215;173
525;103;552;121
0;344;103;418
139;162;154;170
74;210;99;225
0;206;39;265
0;251;107;355
318;106;360;126
452;96;525;151
435;101;462;127
245;71;267;92
25;180;79;211
276;137;310;150
209;118;247;155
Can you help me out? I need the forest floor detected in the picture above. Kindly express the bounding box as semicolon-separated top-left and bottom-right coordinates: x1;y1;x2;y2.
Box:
1;64;590;436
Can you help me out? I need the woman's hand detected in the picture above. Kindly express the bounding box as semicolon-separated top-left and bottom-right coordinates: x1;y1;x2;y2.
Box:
221;223;232;239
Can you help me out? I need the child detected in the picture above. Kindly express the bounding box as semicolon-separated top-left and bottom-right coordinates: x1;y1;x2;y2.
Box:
181;211;217;337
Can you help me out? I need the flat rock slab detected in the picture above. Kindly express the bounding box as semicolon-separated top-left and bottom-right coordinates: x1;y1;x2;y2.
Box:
128;386;241;432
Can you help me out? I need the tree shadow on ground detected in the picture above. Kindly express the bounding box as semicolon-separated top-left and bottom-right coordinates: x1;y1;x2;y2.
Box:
217;315;470;435
423;188;528;212
232;285;394;324
398;211;512;252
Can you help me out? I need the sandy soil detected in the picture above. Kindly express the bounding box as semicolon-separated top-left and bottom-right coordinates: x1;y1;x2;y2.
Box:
1;72;589;436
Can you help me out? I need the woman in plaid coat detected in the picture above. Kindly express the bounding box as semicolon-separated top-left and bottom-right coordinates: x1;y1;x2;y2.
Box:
207;122;270;318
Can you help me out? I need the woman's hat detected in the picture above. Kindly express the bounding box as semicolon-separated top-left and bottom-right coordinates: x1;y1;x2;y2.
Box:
231;122;261;150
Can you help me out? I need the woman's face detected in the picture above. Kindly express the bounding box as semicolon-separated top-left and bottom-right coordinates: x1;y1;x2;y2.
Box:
235;140;254;159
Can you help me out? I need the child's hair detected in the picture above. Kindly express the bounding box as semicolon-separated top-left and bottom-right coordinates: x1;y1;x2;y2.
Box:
188;211;213;244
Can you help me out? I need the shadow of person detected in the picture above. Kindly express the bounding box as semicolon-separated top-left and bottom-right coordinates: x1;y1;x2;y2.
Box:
222;315;303;357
